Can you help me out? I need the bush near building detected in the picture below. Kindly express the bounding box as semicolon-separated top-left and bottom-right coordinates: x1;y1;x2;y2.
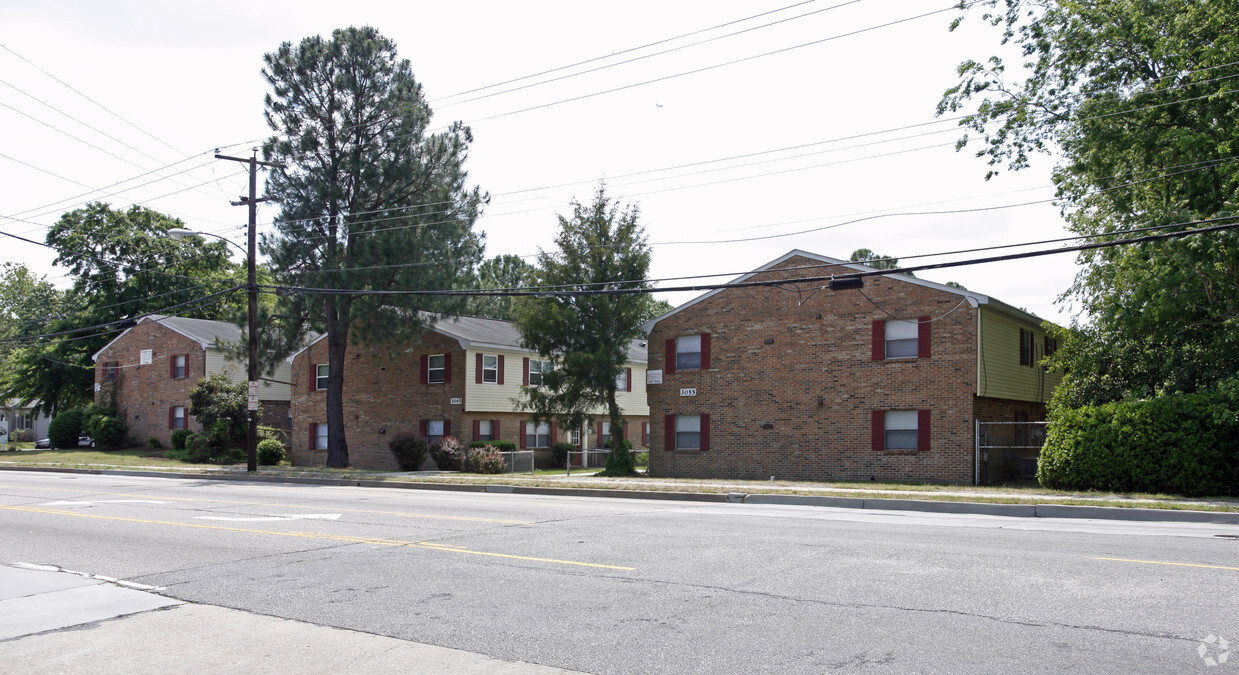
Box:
1038;380;1239;496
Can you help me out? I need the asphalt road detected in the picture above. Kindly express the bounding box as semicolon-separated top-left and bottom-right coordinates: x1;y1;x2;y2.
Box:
1;471;1236;674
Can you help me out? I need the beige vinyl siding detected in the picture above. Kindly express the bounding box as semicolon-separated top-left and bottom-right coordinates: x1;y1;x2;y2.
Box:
205;349;293;402
977;307;1062;403
464;348;649;416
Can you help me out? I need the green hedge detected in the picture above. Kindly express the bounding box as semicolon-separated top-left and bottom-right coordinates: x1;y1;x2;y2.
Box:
48;409;85;449
1038;384;1239;496
468;440;516;452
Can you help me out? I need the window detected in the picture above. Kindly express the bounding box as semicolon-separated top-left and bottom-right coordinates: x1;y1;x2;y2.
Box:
600;421;611;448
615;369;627;391
525;421;551;448
527;358;552;386
674;415;701;450
426;419;445;444
1044;335;1058;359
872;409;930;452
569;429;581;447
641;422;649;447
171;354;187;379
1020;329;1035;366
427;354;446;383
170;406;187;430
315;364;329;390
884;320;918;359
884;410;919;450
314;423;328;450
475;419;494;442
480;354;499;384
103;361;118;383
676;336;702;370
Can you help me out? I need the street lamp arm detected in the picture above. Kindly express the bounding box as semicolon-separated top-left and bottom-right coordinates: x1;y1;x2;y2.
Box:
166;228;248;255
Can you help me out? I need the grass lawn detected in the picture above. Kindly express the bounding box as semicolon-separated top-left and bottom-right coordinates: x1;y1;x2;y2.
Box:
0;447;220;469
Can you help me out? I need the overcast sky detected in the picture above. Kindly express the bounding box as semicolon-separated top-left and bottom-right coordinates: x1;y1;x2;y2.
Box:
1;1;1081;323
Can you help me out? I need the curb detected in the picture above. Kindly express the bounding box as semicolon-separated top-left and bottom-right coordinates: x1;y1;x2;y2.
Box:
3;466;1237;524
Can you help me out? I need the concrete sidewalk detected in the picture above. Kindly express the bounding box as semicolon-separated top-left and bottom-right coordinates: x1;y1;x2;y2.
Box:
0;564;576;674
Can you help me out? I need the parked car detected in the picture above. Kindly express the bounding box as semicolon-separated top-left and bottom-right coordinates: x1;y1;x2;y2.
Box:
35;438;51;448
33;436;94;448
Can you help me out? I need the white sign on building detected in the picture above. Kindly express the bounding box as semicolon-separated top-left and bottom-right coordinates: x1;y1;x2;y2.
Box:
647;370;663;385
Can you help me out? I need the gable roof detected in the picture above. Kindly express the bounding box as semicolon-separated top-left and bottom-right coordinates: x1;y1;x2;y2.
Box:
91;314;242;362
641;249;1045;332
287;314;648;364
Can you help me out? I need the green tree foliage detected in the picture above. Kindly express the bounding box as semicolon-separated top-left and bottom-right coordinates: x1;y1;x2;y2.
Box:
640;298;675;324
849;248;902;271
189;373;253;452
261;26;486;468
1;205;239;415
467;254;536;320
47;409;85;449
940;0;1239;404
0;264;63;401
514;185;654;476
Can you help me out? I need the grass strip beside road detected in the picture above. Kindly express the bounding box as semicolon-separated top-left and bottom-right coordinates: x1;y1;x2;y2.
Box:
2;449;1237;513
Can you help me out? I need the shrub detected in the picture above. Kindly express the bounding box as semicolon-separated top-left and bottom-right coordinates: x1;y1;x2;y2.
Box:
166;433;214;464
600;438;636;476
48;409;85;449
147;437;163;449
170;429;194;451
10;429;32;443
256;439;285;466
432;436;466;471
83;406;127;448
213;447;247;464
469;440;516;452
1038;384;1239;496
464;445;507;474
632;450;649;467
389;433;429;472
551;442;575;468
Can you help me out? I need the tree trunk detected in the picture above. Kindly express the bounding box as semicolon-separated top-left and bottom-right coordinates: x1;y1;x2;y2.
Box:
324;294;350;468
603;385;634;474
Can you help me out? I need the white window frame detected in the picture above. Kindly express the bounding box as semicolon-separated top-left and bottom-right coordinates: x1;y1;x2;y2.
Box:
315;423;328;450
885;410;918;451
481;354;499;384
676;336;702;370
427;419;446;443
172;354;188;379
525;421;551;448
615;369;628;390
675;415;701;450
884;320;918;359
427;354;446;384
477;419;494;442
315;364;329;390
173;406;187;430
600;421;612;448
528;359;552;387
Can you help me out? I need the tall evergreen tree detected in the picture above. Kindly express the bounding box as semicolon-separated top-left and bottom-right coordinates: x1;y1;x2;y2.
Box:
514;185;654;476
468;254;537;321
261;26;485;468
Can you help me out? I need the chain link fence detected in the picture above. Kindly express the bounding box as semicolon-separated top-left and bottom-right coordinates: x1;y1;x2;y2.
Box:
497;450;536;474
566;449;611;475
975;421;1049;485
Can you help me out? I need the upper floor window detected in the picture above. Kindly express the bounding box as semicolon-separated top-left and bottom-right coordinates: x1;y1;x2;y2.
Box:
427;354;446;383
527;359;552;386
171;354;187;379
872;318;930;360
676;336;702;370
1044;335;1059;359
315;364;329;390
103;361;119;383
615;369;627;391
482;354;499;384
1019;329;1036;367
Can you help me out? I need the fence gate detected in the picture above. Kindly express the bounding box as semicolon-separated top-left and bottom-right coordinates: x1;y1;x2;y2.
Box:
974;421;1049;485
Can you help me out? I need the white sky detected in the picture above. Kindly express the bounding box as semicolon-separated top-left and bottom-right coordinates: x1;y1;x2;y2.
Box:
1;0;1081;324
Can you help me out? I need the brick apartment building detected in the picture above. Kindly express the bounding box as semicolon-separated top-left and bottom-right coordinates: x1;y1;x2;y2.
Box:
287;314;650;470
643;250;1060;484
92;315;293;447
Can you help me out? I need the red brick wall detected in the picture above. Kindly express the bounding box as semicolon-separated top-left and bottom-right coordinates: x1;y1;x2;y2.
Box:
647;255;982;483
94;322;205;448
289;333;651;470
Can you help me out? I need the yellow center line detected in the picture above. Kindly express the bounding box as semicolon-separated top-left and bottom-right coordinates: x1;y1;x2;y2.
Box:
0;484;534;525
0;504;633;571
1092;557;1239;572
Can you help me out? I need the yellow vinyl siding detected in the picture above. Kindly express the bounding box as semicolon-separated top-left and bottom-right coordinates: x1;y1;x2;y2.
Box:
463;348;649;416
977;308;1062;402
205;349;292;401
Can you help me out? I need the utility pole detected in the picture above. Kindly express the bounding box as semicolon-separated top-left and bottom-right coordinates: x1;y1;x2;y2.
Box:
216;150;282;473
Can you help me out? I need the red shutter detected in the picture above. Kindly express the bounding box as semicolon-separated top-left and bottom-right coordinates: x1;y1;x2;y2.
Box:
872;321;885;360
419;419;428;438
596;421;603;445
168;407;175;430
642;422;649;446
625;367;632;392
519;420;527;448
622;421;629;442
665;339;676;375
169;355;175;379
476;354;483;384
522;357;530;386
444;419;451;436
664;415;675;450
473;419;481;441
550;421;558;444
918;409;931;451
918;316;931;358
492;420;500;439
309;423;315;450
872;410;885;451
443;354;452;383
309;357;316;391
420;354;428;383
701;333;711;370
184;354;190;378
700;414;710;451
497;356;505;385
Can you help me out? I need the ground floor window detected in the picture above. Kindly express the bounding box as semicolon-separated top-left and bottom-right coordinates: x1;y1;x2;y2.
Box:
675;415;700;450
427;419;445;444
884;410;918;450
476;419;494;442
170;406;187;430
315;423;328;450
525;421;551;448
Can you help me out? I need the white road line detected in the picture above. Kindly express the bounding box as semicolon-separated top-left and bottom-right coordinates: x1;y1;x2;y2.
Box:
194;514;343;522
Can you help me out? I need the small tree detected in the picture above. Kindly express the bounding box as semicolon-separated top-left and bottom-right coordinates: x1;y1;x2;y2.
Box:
189;374;254;452
514;184;655;476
